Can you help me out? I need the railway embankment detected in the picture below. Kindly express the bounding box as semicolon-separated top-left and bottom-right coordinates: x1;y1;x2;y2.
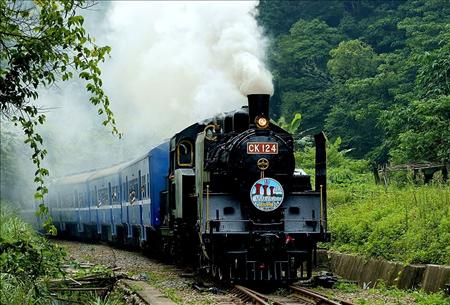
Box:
317;250;450;293
321;182;449;294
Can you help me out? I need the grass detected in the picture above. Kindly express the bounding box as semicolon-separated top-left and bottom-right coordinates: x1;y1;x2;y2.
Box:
0;203;66;304
145;269;219;305
146;270;184;304
318;281;449;305
327;182;450;265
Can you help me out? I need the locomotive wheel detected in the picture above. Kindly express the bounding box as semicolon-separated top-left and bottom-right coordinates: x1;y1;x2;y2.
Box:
211;264;217;278
202;260;212;275
218;265;230;282
217;266;224;281
211;264;228;282
198;251;211;275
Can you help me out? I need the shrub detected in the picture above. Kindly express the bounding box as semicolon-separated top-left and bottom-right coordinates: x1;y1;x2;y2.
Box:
295;137;372;187
0;207;66;279
0;204;66;304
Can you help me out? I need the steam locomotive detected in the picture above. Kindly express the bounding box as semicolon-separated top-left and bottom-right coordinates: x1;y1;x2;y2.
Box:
25;94;329;283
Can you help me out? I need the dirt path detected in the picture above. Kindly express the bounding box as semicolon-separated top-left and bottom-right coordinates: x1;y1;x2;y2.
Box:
55;240;239;305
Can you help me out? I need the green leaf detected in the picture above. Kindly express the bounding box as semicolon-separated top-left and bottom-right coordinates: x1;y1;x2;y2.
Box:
290;113;302;133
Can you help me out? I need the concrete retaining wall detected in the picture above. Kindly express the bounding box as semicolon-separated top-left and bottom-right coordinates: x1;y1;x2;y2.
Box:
317;250;449;293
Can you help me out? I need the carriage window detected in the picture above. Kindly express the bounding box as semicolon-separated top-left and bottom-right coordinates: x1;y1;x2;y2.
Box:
72;193;76;208
147;174;150;197
91;190;97;207
78;192;84;208
128;178;138;204
112;186;119;205
141;175;146;198
98;188;108;207
68;192;74;208
177;140;193;166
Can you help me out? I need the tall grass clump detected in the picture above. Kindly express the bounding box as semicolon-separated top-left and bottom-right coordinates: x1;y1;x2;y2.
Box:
0;203;66;304
295;139;449;264
328;182;450;264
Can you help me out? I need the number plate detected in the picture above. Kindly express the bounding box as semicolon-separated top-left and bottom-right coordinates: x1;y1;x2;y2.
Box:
247;142;278;154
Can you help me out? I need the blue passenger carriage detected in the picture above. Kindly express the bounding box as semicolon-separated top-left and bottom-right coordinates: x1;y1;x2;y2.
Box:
47;141;170;245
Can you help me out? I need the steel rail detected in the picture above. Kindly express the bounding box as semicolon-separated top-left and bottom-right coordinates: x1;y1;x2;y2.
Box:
232;285;284;305
289;285;355;305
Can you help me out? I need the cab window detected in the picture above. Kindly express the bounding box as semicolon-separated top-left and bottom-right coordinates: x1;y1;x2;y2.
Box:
177;140;193;167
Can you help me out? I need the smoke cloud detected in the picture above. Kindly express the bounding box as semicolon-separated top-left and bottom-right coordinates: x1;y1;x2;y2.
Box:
101;1;273;138
7;1;274;186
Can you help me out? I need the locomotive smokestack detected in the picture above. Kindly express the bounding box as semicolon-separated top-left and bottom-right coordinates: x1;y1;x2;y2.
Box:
247;94;270;127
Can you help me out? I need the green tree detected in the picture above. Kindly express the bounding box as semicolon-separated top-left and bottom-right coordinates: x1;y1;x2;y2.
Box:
0;124;34;205
257;0;346;37
271;19;342;132
0;0;118;231
385;41;450;164
397;0;450;52
328;40;379;81
389;96;450;164
356;2;406;53
381;0;450;164
325;39;394;160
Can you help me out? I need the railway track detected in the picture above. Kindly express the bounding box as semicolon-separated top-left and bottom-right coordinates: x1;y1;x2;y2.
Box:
232;285;286;305
289;285;355;305
231;284;356;305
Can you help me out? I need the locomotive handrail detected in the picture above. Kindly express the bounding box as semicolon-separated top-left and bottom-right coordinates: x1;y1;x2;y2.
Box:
283;218;318;222
251;221;284;226
207;218;324;235
206;185;210;232
207;219;283;233
208;219;284;225
320;184;324;232
208;218;319;223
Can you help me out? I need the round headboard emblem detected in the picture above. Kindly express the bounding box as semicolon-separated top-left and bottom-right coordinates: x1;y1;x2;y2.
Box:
250;177;284;212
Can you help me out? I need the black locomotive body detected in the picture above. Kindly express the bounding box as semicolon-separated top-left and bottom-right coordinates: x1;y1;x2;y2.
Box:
163;94;329;283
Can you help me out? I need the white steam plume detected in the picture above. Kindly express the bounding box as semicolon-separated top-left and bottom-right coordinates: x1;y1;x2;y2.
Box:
36;1;273;174
102;1;273;136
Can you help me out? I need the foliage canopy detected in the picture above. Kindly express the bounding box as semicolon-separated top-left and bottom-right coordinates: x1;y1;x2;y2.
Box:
0;0;118;229
258;0;450;165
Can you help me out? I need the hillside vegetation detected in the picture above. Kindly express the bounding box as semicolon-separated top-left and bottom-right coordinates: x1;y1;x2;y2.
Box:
258;0;449;166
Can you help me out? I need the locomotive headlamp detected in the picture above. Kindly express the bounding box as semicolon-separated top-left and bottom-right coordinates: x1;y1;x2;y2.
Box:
255;116;269;129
